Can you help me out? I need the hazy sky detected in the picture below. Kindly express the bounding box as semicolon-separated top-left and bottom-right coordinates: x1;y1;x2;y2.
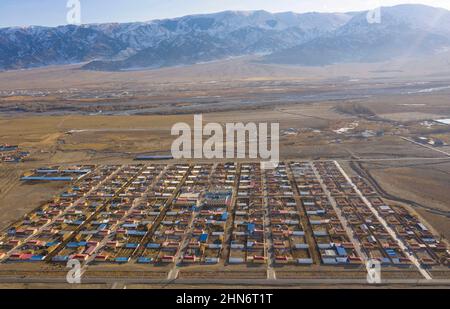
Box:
1;0;450;27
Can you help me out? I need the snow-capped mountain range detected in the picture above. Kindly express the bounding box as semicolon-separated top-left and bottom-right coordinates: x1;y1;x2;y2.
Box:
1;4;449;71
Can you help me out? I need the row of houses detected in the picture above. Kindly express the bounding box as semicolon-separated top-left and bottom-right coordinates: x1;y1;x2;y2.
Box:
3;162;447;270
144;163;235;265
0;144;29;163
229;163;266;264
315;162;413;267
21;165;94;182
352;176;449;267
266;164;313;265
50;165;145;263
71;165;166;264
182;164;227;264
1;165;122;262
289;162;361;265
139;164;192;264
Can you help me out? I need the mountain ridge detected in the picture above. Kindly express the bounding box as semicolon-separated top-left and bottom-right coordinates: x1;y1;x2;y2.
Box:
1;5;449;71
264;4;450;66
